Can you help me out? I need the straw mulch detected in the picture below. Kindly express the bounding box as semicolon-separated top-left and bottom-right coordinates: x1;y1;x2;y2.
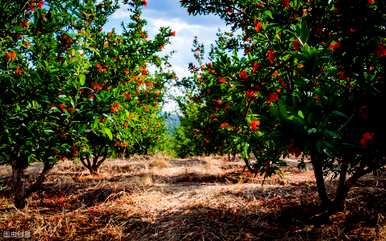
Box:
0;155;385;240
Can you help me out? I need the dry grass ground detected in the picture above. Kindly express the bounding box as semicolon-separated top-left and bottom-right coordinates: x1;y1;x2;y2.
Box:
0;155;385;241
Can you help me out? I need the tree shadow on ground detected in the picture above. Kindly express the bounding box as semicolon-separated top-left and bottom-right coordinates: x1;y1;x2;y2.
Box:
122;198;384;241
1;158;385;241
168;158;208;167
120;173;384;241
103;169;284;186
125;205;289;241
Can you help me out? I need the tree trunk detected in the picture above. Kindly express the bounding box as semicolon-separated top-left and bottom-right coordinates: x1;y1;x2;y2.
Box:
80;156;98;175
89;164;99;175
331;162;375;211
11;161;53;209
12;163;26;209
331;162;349;211
310;150;331;209
92;147;108;174
80;146;108;175
26;163;54;197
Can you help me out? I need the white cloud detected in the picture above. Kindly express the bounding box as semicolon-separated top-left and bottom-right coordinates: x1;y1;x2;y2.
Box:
144;16;227;113
107;5;228;113
149;17;211;32
146;16;226;78
111;7;131;19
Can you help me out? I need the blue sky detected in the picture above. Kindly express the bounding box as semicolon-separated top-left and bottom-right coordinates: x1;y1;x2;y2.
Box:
104;0;227;112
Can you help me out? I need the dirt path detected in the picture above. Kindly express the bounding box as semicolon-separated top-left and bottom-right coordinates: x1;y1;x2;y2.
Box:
0;156;385;240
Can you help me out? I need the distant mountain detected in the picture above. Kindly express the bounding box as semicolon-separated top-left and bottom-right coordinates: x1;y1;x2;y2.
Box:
163;112;180;133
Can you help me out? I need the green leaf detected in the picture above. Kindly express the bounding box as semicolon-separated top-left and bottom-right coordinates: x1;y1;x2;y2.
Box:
323;130;338;138
79;74;86;86
104;128;113;140
298;110;304;119
92;119;98;129
288;115;296;121
332;111;348;119
264;10;273;19
241;142;250;160
307;128;317;135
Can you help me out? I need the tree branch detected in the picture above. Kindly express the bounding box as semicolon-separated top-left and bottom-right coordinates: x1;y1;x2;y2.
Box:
95;146;108;169
25;162;54;198
80;156;90;169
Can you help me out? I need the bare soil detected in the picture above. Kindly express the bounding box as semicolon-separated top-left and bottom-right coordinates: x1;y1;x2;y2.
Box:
0;155;385;240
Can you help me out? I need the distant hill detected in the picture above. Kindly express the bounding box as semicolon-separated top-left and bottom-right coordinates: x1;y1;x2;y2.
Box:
163;112;180;133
